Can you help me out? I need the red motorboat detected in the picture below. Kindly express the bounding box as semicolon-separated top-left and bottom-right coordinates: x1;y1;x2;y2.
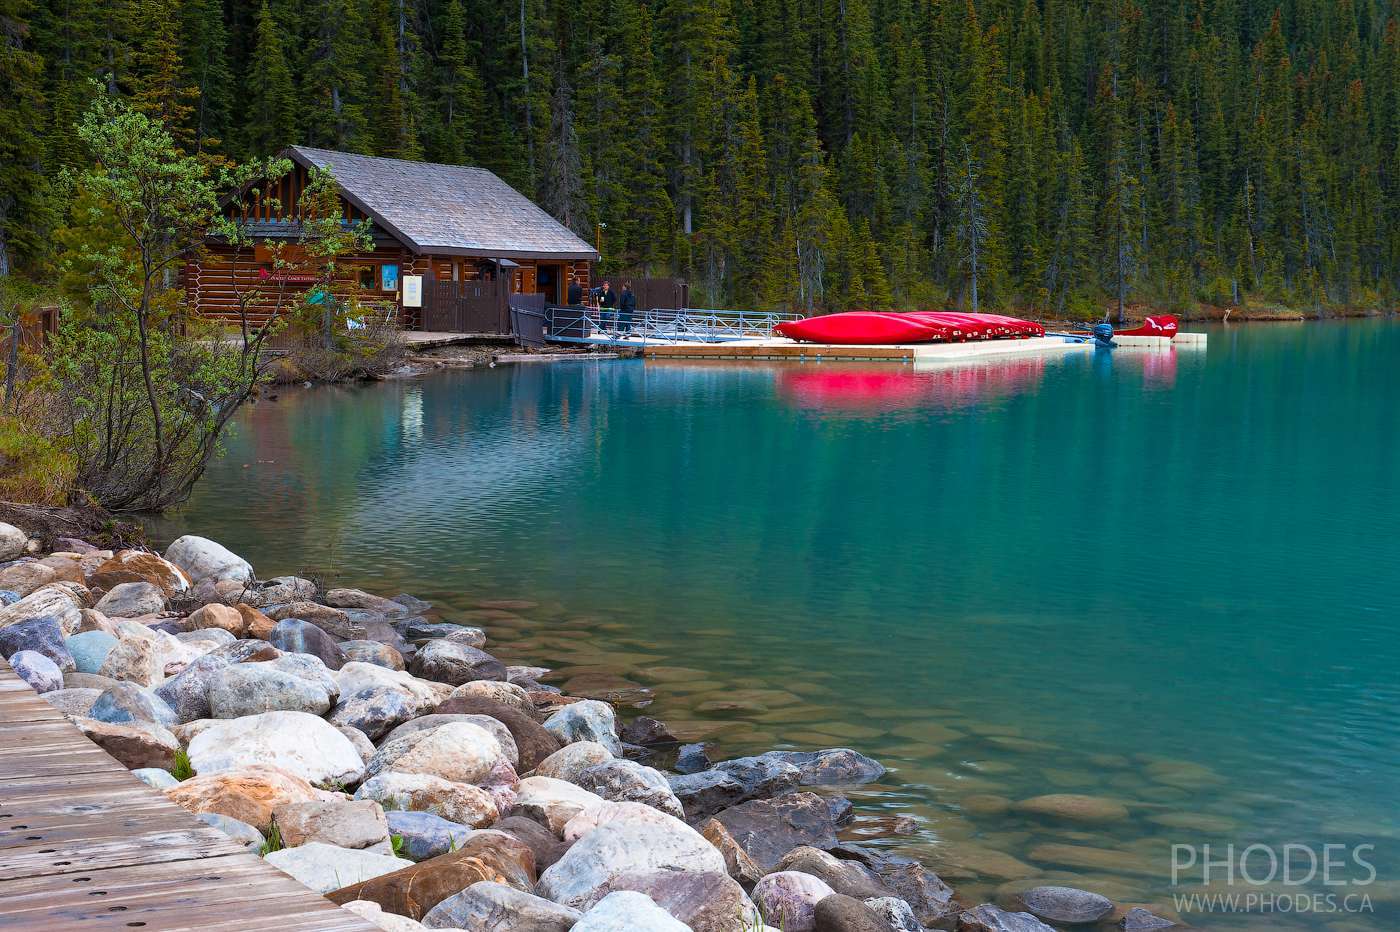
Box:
775;312;953;345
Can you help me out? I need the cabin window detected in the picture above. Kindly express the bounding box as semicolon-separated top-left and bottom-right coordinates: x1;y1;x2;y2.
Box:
358;266;376;290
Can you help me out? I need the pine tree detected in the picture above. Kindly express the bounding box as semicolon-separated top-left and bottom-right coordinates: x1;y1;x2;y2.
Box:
432;0;486;163
0;0;46;275
244;0;299;155
182;0;234;155
302;0;370;152
126;0;196;151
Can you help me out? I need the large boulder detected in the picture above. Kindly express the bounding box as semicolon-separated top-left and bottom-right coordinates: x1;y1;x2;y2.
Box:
164;536;254;586
751;871;836;932
713;756;803;799
381;714;519;768
776;847;891;899
714;793;840;871
0;615;74;670
421;881;580;931
276;798;389;850
187;710;365;786
536;815;727;908
364;721;507;785
187;603;248;637
9;649;63;693
409;639;507;685
165;763;326;831
328;687;419;741
535;741;613;784
576;759;685;818
325;588;406;614
73;716;179;769
265;602;362;640
542;700;620;755
0;522;28;561
98;620;161;685
446;680;533;716
813;895;897;932
0;561;57;597
265;842;412;894
325;832;537;918
268;619;346;670
562;800;682;845
88;682;178;728
341;640;405;671
0;585;85;634
338;662;450;715
433;696;561;771
207;663;333;718
66;630;118;673
355;772;500;828
93;582;166;618
572;891;691;932
669;770;747;820
154;653;234;722
384;810;473;862
1017;886;1114;925
89;550;192;597
513;776;606;836
591;869;754;931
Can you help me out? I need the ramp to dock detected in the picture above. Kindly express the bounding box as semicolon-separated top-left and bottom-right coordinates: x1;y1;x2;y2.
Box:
0;662;377;932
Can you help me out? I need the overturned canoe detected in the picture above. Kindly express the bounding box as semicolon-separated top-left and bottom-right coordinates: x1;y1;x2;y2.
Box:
775;312;953;344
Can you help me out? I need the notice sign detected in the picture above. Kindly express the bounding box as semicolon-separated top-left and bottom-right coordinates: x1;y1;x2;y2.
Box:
402;275;423;308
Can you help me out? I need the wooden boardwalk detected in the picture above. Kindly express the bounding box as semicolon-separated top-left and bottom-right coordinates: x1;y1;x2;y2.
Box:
0;662;379;931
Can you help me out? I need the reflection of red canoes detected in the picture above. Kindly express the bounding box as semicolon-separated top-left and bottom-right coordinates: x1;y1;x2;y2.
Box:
775;312;952;345
1074;314;1179;339
778;359;1047;411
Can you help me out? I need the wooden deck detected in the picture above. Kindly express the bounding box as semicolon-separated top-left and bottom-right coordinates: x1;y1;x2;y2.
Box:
0;662;378;931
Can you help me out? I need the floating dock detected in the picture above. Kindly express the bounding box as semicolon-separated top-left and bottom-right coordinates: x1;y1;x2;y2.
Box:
641;332;1205;363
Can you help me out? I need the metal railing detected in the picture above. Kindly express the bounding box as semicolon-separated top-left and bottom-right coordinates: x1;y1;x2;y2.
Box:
544;305;805;345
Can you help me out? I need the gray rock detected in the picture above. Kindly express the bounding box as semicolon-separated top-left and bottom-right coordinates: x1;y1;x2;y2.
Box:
536;817;726;908
265;601;362;640
535;741;614;784
207;662;333;718
93;581;166;618
955;905;1055;932
422;881;580;931
863;897;923;932
592;868;754;932
577;759;686;819
197;811;264;848
714;755;803;799
827;796;855;826
132;767;180;790
713;793;840;871
1019;886;1113;925
63;671;119;690
384;809;473;862
833;849;954;926
777;846;891;898
164;535;254;586
340;639;405;670
338;724;377;762
542;700;621;755
268;619;346;670
0;522;27;561
674;743;711;774
1119;907;1179;930
381;713;519;768
324;588;406;614
327;687;419;741
619;716;677;746
572;891;690;932
0;615;73;670
409;639;507;685
10;649;63;693
277;798;389;849
669;770;747;820
89;682;179;727
40;686;100;717
758;749;886;786
176;627;236;646
403;620;485;645
268;652;340;701
752;871;836;932
66;630;119;673
263;841;411;893
155;652;235;723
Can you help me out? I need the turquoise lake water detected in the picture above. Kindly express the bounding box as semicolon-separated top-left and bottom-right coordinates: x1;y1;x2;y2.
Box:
156;322;1400;928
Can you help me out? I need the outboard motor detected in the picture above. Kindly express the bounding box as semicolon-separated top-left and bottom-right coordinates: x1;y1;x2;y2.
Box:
1092;322;1116;348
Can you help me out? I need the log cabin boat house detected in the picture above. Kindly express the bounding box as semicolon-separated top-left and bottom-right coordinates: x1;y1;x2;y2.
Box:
186;147;598;334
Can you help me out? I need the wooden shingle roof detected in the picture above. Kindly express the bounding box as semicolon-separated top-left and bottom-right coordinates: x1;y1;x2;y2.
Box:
286;147;597;260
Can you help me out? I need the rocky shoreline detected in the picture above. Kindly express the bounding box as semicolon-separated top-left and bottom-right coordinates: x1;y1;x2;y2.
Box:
0;522;1177;932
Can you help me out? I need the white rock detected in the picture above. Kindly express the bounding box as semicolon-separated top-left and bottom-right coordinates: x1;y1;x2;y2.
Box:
537;817;727;908
563;800;684;844
341;900;432;932
336;661;451;715
354;771;499;828
264;842;411;894
366;722;506;785
164;535;254;586
573;891;692;932
0;585;85;634
751;872;836;932
0;522;28;561
94;582;166;618
543;700;621;754
514;776;607;836
187;710;364;786
535;741;613;784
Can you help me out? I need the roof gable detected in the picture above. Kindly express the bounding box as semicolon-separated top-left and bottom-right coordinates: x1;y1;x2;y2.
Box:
285;147;597;260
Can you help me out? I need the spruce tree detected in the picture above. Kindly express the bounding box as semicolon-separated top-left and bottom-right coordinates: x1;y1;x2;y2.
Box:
244;0;299;156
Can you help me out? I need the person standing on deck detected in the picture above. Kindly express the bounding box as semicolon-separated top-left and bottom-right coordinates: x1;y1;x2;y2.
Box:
618;281;636;336
599;280;616;332
567;273;583;306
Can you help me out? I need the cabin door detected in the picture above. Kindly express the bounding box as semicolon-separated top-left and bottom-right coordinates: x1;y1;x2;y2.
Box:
535;264;562;303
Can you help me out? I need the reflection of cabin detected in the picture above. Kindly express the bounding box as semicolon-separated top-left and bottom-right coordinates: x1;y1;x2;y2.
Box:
187;147;598;333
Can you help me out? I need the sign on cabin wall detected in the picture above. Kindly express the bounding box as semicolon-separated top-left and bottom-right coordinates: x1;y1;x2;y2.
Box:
258;267;319;284
381;264;400;292
403;276;422;308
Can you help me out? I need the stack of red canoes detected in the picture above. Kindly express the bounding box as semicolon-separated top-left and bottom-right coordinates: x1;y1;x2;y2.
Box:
774;311;1045;345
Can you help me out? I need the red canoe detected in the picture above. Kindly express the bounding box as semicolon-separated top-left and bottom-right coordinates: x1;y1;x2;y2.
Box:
775;312;952;345
1074;314;1179;339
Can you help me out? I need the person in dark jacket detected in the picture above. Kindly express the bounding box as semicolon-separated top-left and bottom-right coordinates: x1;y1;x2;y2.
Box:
567;275;583;306
598;280;616;331
618;281;637;336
